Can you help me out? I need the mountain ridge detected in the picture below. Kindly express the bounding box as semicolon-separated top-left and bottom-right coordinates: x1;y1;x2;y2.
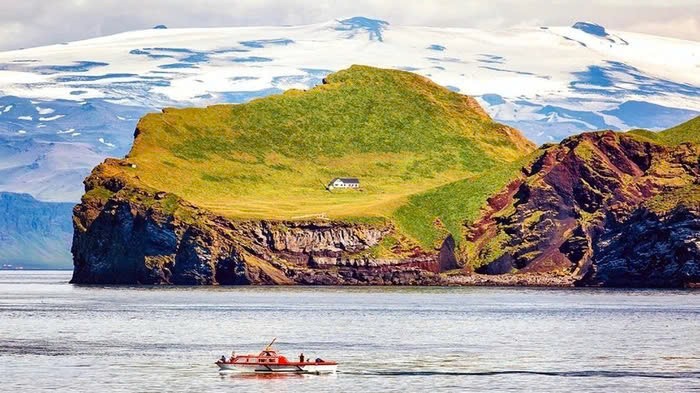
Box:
1;16;698;205
0;192;73;267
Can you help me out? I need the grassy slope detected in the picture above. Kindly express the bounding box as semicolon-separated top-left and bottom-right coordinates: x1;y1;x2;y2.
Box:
628;115;700;145
644;184;700;214
119;65;534;247
453;124;700;271
394;156;531;248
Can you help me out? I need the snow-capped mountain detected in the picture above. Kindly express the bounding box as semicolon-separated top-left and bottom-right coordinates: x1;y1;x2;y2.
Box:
0;16;698;204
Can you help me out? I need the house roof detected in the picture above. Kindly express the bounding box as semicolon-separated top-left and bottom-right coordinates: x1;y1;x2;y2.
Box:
330;177;359;184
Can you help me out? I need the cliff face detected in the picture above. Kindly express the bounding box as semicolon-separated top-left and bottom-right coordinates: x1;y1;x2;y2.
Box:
0;192;73;268
71;162;450;285
464;131;700;287
72;130;700;287
588;201;700;287
69;66;700;287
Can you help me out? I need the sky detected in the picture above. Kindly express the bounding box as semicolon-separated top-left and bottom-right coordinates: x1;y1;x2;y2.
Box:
1;0;699;51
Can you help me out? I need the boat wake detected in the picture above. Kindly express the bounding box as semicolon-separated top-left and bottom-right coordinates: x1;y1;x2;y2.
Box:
344;370;700;379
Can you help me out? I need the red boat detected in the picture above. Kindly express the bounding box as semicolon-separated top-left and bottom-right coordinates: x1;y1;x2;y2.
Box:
216;338;338;374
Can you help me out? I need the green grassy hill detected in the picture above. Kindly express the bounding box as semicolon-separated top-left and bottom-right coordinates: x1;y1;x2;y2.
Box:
657;115;700;144
628;115;700;145
112;65;535;248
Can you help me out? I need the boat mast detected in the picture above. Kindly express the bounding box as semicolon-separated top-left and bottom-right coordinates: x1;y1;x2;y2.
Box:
265;337;277;350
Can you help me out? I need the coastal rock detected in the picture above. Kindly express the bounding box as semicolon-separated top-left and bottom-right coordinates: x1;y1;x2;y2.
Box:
72;131;700;287
585;200;700;287
464;131;700;287
70;166;441;285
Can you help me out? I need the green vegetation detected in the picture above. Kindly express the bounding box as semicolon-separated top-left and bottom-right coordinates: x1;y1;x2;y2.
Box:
113;65;534;248
466;230;511;270
83;185;115;202
644;184;700;214
394;157;530;248
628;115;700;145
359;234;408;259
657;115;700;145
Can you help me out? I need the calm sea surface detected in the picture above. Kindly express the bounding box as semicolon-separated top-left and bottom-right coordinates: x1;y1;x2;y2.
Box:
1;270;699;392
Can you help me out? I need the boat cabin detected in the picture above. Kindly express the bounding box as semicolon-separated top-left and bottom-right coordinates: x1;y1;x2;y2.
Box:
232;348;290;365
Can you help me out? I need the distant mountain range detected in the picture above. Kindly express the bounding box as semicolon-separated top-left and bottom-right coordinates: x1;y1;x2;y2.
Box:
0;192;73;268
0;17;698;268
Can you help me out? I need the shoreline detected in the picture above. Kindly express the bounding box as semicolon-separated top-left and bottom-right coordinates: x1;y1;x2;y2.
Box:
4;270;696;289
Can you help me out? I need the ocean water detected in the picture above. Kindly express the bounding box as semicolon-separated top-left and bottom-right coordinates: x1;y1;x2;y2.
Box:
1;270;699;392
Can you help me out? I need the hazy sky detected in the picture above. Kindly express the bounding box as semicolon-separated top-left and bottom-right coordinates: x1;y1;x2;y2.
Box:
1;0;698;51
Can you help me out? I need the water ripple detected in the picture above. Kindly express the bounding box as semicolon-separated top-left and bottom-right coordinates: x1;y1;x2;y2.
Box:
347;370;700;379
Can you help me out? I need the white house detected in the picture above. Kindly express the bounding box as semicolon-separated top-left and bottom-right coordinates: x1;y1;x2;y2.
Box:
328;177;360;189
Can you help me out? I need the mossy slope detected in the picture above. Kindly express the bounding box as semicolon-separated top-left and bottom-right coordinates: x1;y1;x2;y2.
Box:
112;65;534;247
628;115;700;145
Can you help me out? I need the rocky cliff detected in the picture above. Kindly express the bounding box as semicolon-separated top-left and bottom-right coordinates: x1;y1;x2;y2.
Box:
72;130;700;287
586;185;700;287
69;65;700;287
463;131;700;287
71;160;452;285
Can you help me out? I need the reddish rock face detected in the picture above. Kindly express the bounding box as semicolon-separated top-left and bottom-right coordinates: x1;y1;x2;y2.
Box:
464;131;700;287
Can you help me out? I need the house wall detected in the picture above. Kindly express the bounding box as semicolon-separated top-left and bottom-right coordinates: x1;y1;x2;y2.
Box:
331;181;359;188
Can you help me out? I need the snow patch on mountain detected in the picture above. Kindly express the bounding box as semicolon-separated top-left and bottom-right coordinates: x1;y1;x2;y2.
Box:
98;138;115;148
36;106;54;115
39;114;64;121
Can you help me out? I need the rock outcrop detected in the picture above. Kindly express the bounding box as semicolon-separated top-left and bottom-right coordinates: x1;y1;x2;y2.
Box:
464;131;700;287
72;131;700;287
585;188;700;287
71;161;451;285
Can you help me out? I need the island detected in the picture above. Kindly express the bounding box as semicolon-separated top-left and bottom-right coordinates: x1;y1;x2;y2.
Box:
70;65;700;287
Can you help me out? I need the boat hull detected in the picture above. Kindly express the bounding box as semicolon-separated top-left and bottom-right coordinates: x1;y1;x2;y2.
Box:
217;362;337;374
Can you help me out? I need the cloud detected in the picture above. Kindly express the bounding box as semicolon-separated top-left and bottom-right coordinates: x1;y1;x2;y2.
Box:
0;0;697;51
625;17;700;41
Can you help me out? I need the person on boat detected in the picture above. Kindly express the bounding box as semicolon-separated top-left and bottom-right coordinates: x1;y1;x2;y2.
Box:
220;355;226;363
231;351;235;360
299;353;305;363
